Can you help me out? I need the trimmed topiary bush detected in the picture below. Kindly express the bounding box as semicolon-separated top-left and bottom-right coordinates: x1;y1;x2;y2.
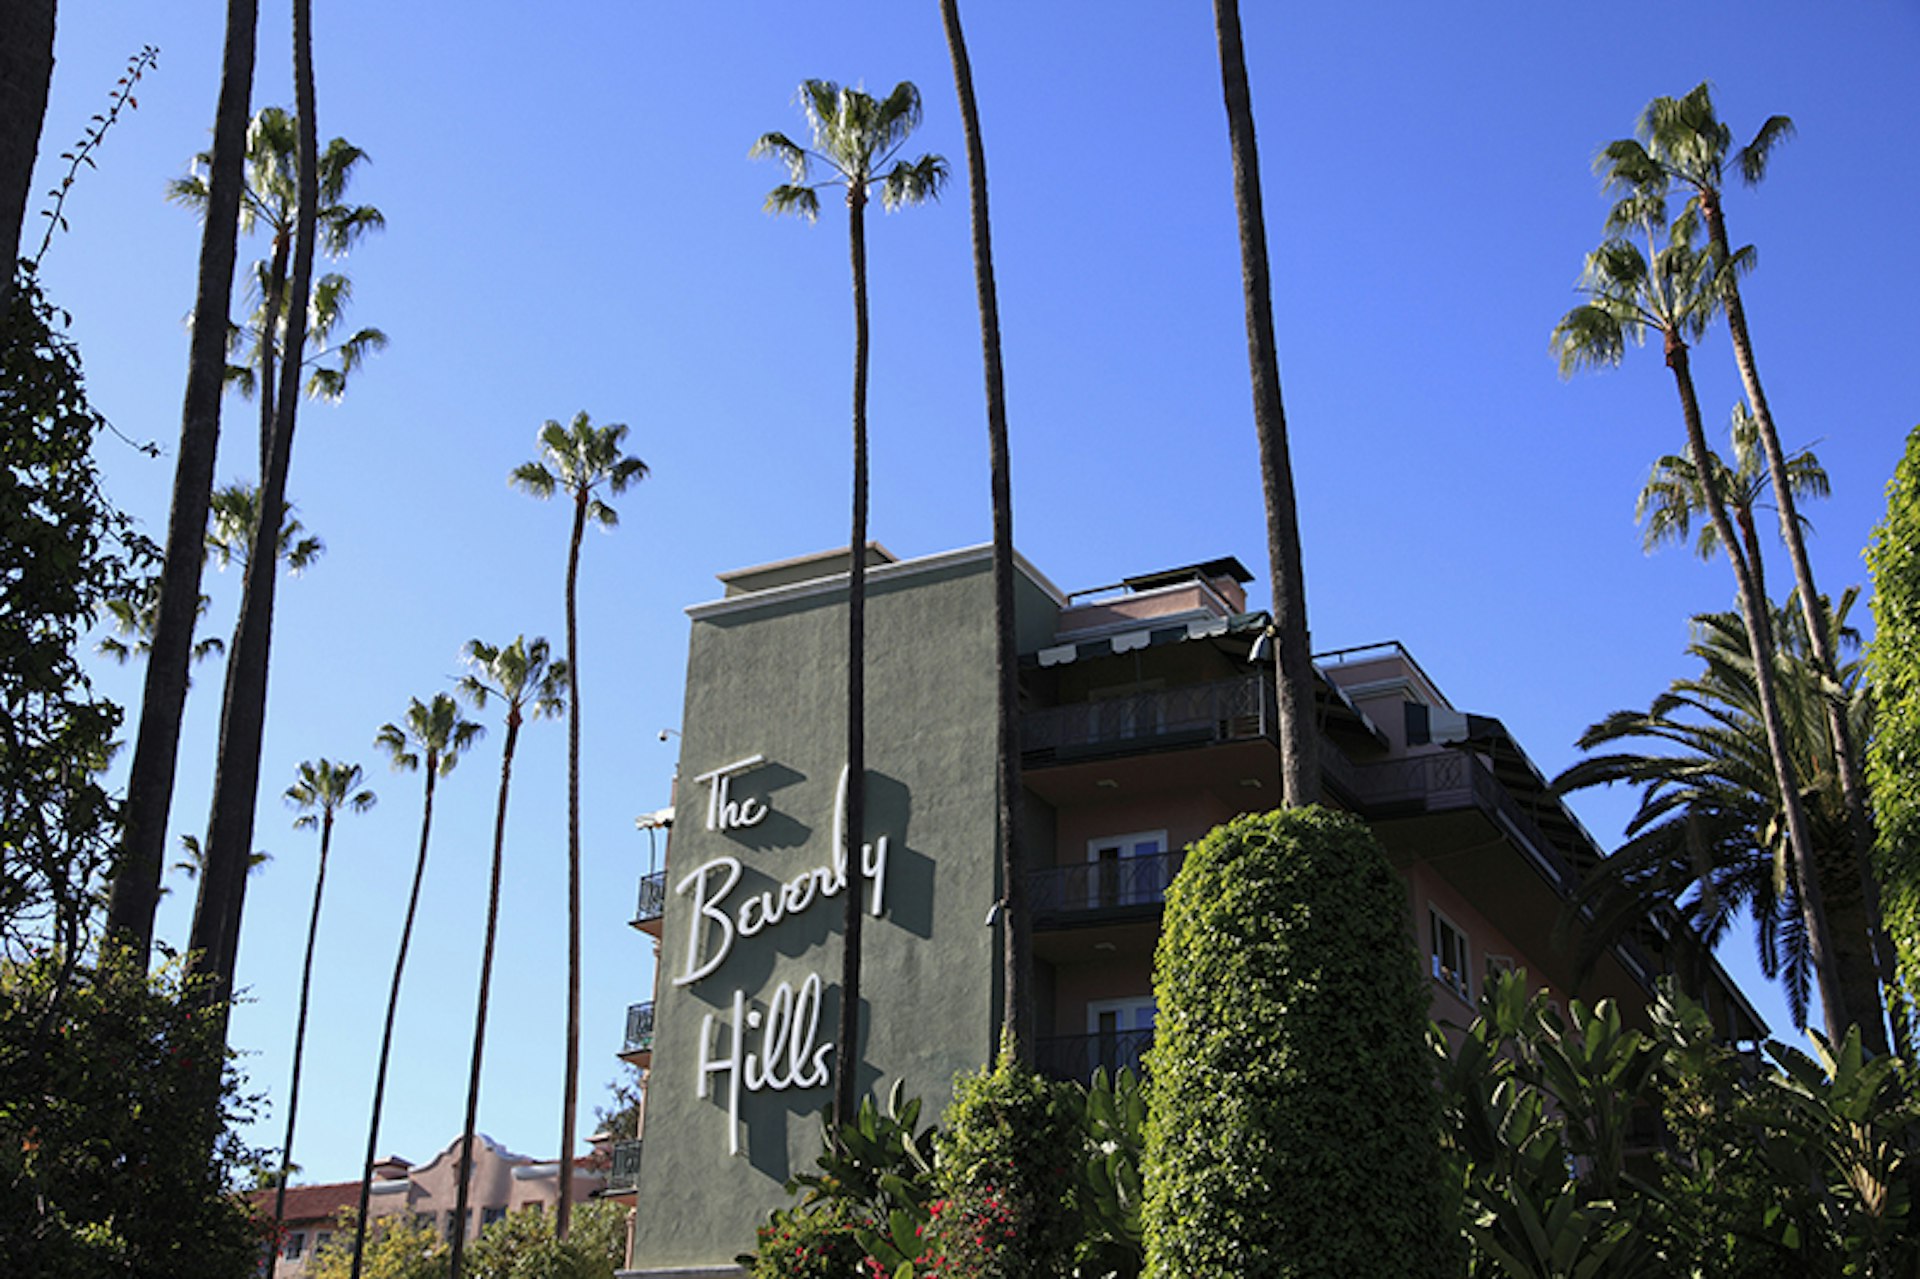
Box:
1869;425;1920;1017
1141;807;1453;1278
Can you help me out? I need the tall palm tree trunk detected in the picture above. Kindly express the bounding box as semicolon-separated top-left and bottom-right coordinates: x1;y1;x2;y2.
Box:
556;497;586;1239
1666;330;1853;1040
351;759;439;1279
107;0;258;962
255;229;289;470
189;0;319;1018
834;184;871;1134
1211;0;1318;807
451;712;521;1278
1702;191;1892;1049
272;807;332;1238
937;0;1029;1062
0;0;55;309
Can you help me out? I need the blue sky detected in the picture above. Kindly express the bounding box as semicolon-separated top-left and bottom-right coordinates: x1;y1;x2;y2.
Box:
36;3;1919;1184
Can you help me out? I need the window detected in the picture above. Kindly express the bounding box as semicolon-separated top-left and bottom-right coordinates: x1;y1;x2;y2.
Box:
445;1208;471;1242
314;1231;332;1256
1087;831;1168;908
1087;997;1156;1078
1485;953;1515;983
1430;906;1470;1003
412;1212;434;1231
482;1206;507;1227
283;1231;306;1260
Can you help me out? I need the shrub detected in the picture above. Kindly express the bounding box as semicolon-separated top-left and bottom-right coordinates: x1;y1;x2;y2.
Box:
1869;425;1920;1016
930;1040;1083;1278
746;1199;869;1279
1141;807;1452;1278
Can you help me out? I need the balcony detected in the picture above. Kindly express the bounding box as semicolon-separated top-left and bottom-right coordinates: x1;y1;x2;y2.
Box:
618;1001;654;1066
630;870;666;933
1021;674;1274;767
1029;849;1183;925
606;1138;642;1192
1339;750;1580;890
1035;1029;1153;1083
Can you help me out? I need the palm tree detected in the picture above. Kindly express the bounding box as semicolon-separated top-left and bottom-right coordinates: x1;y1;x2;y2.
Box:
1636;402;1828;607
1209;0;1318;807
753;79;946;1130
448;636;565;1279
167;105;385;471
935;0;1032;1062
106;0;259;964
349;694;481;1279
0;0;55;307
274;760;374;1247
1556;596;1872;1030
509;413;645;1237
97;585;223;671
1553;194;1858;1044
191;7;377;1027
1602;85;1889;1044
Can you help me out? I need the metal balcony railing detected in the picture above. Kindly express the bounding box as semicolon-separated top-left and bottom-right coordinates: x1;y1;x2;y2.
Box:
1342;751;1579;890
606;1139;642;1191
1021;674;1274;766
1035;1029;1153;1083
1028;849;1184;922
623;1001;655;1057
632;871;666;928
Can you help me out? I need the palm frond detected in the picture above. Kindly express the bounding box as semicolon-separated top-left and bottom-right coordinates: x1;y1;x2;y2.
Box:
1738;115;1795;185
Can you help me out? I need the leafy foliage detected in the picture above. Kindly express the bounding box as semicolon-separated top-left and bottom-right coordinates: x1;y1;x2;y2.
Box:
310;1211;446;1279
1142;808;1452;1277
0;271;149;963
0;949;266;1278
465;1200;629;1279
1869;426;1920;1016
1076;1066;1146;1279
924;1041;1083;1279
1555;595;1872;1026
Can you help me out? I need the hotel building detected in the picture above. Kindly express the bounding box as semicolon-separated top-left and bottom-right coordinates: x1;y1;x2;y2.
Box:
617;543;1760;1277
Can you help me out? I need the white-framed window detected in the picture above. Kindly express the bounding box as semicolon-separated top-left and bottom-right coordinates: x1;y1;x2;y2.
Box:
1087;997;1157;1076
1087;831;1168;908
282;1231;306;1260
1430;906;1470;1003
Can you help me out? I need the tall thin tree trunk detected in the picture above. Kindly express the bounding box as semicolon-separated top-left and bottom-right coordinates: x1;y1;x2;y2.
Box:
0;0;55;313
255;229;289;471
1666;331;1852;1039
351;759;439;1279
835;185;870;1132
1211;0;1318;807
451;712;521;1279
937;0;1029;1062
556;498;586;1239
1703;190;1891;1052
273;808;332;1239
189;0;319;1020
107;0;258;962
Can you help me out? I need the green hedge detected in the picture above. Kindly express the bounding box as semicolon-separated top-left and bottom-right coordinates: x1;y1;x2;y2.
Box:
1870;426;1920;1008
1141;807;1452;1278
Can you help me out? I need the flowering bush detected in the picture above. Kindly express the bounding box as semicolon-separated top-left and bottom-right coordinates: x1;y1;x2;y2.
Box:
745;1199;869;1279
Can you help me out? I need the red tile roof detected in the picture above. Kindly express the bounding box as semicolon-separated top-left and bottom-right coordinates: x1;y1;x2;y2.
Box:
244;1180;365;1226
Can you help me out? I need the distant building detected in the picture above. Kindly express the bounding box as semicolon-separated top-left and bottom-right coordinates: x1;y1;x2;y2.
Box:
617;543;1764;1276
251;1134;606;1278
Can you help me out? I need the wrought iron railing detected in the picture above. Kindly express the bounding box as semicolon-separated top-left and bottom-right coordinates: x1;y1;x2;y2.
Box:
623;1001;654;1057
632;870;666;927
1035;1029;1153;1083
606;1139;642;1191
1028;849;1184;920
1021;674;1274;765
1342;751;1580;889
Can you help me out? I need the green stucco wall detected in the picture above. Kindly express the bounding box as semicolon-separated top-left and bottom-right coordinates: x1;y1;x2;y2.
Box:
629;549;1011;1269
